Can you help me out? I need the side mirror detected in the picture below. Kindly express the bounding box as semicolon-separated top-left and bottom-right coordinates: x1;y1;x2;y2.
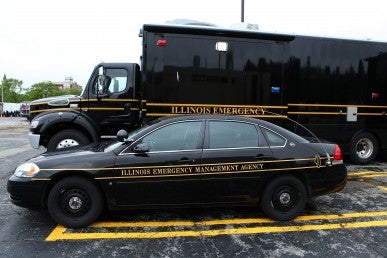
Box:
133;142;149;153
117;129;128;142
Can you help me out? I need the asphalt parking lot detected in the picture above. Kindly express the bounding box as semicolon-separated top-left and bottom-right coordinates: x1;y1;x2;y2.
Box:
0;117;386;257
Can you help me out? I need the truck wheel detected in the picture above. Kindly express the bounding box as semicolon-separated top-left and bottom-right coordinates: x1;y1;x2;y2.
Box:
260;175;306;221
47;176;104;228
47;129;90;151
350;132;378;164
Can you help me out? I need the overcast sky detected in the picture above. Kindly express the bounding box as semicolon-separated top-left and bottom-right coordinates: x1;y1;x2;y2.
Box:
1;0;386;91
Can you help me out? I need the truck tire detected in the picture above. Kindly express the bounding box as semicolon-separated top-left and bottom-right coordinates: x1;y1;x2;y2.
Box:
260;175;306;221
350;132;379;164
47;129;90;152
47;176;104;228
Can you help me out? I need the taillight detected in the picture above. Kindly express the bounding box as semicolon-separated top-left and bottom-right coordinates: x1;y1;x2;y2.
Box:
332;144;343;164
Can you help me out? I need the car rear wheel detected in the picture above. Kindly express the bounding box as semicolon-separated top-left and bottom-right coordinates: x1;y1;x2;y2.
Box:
350;132;378;164
47;129;90;151
47;176;104;228
260;175;307;221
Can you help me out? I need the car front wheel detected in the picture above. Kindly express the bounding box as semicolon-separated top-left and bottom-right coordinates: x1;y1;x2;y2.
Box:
261;175;307;221
47;176;104;228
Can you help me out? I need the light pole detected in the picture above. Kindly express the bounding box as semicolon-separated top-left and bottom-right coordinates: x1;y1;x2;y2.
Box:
241;0;245;22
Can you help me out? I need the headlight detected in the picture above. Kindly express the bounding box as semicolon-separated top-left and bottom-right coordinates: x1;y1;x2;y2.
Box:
14;163;40;178
30;120;39;129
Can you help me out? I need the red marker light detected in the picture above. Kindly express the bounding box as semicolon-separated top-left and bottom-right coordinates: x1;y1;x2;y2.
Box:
157;39;167;47
372;93;380;99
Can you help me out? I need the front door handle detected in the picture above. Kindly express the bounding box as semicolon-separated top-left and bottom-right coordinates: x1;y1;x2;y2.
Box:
177;157;195;164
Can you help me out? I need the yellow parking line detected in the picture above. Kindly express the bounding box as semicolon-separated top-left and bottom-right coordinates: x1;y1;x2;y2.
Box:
88;210;387;228
347;171;387;178
46;219;387;241
46;210;387;241
365;182;387;192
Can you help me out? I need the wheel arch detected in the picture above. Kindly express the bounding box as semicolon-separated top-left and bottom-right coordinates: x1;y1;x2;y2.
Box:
260;173;311;198
42;171;107;209
35;111;100;147
351;130;381;148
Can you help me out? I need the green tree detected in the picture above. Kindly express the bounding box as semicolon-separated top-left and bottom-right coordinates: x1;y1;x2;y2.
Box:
26;82;83;101
26;82;63;100
1;76;25;103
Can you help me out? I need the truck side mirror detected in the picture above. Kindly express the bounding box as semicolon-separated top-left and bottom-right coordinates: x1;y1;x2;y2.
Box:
117;129;128;142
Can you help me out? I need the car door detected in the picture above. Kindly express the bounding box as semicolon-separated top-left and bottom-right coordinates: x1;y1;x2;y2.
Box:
112;120;205;206
199;119;273;204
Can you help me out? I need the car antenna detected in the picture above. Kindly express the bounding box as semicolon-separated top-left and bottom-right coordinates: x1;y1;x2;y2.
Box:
261;110;332;166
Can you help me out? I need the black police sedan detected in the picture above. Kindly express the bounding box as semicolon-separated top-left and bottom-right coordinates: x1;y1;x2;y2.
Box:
8;115;347;228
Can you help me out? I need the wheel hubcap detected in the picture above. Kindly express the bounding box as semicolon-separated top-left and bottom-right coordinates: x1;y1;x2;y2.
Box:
356;138;373;159
272;186;298;212
57;139;80;149
279;192;291;205
68;196;83;210
60;189;90;216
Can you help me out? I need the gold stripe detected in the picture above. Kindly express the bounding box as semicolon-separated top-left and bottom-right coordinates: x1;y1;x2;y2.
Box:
147;102;287;109
288;112;386;116
288;112;346;115
146;113;287;118
288;103;387;109
39;157;322;172
85;108;123;111
31;178;51;181
30;108;81;114
96;166;320;180
358;113;386;116
31;99;140;106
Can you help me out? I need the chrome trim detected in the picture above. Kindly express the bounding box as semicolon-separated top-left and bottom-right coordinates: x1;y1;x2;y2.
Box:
119;149;200;156
28;133;41;149
203;146;270;151
119;120;204;155
259;125;287;148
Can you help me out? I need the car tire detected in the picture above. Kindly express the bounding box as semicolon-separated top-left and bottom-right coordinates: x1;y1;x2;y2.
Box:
350;132;378;164
260;175;307;221
47;129;90;151
47;176;104;228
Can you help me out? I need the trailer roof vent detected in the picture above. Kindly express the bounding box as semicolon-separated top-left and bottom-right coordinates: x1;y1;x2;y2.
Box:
165;19;218;27
228;22;259;31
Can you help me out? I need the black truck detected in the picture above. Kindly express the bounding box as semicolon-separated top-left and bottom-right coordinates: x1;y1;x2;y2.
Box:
29;23;387;164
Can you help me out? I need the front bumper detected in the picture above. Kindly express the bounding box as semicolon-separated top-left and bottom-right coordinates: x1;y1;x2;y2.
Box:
7;175;49;209
28;132;41;149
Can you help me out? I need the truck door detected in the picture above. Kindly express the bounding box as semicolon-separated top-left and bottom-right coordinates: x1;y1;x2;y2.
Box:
86;65;138;136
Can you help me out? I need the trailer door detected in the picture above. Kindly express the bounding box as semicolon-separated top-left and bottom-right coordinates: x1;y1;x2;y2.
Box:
152;34;285;107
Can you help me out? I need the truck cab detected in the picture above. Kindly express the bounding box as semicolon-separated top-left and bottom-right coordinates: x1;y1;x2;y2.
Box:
29;63;141;151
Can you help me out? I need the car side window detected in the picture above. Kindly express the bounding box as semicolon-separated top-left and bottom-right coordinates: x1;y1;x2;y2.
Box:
261;127;287;147
139;121;202;152
208;121;259;149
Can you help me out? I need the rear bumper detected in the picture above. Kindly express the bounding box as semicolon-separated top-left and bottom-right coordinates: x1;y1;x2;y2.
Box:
28;132;41;149
310;164;347;196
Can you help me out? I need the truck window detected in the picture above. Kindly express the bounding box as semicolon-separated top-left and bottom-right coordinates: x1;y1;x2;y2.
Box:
105;68;128;93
